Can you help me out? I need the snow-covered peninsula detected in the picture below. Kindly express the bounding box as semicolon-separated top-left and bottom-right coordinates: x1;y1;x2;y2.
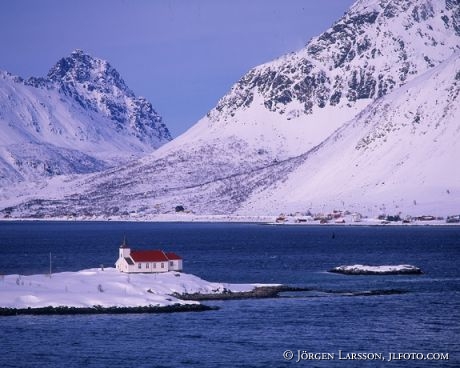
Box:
0;268;271;313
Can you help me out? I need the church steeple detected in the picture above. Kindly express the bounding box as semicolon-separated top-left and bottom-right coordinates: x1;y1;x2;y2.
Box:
119;237;130;259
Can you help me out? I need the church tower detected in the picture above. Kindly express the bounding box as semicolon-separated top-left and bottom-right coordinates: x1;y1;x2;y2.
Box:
119;236;131;259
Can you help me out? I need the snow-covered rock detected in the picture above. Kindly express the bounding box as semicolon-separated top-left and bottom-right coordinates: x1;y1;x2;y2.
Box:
0;268;259;309
329;264;423;275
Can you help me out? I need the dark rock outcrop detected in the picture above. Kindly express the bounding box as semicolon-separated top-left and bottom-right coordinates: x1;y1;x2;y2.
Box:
0;303;217;316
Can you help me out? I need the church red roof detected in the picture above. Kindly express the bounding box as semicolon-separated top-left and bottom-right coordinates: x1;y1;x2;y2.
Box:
130;250;169;262
129;250;183;262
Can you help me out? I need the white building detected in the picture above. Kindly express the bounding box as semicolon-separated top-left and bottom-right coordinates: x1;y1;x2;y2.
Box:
115;239;183;273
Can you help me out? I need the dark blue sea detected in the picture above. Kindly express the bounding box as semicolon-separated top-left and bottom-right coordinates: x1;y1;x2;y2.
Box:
0;222;459;367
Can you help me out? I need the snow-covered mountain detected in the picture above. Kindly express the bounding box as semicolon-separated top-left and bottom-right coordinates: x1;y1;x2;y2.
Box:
0;50;171;186
1;0;459;219
240;52;460;216
203;0;460;157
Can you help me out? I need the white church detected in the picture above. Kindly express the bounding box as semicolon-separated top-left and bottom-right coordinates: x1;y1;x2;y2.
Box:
115;238;183;273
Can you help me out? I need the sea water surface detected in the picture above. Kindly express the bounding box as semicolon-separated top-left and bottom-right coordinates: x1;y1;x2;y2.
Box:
0;222;459;367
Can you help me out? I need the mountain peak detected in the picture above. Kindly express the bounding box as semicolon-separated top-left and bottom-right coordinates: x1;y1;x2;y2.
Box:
43;50;172;145
0;50;172;186
47;49;133;97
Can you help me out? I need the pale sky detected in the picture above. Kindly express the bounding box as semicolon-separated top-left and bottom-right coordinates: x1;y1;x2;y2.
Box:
0;0;355;136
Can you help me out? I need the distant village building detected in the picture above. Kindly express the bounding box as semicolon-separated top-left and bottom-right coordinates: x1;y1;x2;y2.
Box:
446;215;460;223
115;239;183;273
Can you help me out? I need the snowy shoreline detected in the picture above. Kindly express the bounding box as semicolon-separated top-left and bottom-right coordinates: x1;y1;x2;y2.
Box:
0;214;459;226
0;268;279;315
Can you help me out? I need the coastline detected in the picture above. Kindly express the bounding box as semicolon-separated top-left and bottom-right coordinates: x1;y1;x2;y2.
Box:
0;214;458;226
0;303;217;316
173;285;308;301
0;286;310;316
0;268;284;316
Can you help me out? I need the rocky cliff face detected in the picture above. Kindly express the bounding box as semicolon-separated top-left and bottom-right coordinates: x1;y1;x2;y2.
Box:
209;0;459;121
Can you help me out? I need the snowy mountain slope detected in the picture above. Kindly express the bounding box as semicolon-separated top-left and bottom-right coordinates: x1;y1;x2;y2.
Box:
0;135;287;217
200;0;460;157
239;51;460;216
0;50;171;186
1;0;459;219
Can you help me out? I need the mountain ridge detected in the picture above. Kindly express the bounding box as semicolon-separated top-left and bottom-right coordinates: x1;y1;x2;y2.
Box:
1;0;459;219
0;50;171;186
